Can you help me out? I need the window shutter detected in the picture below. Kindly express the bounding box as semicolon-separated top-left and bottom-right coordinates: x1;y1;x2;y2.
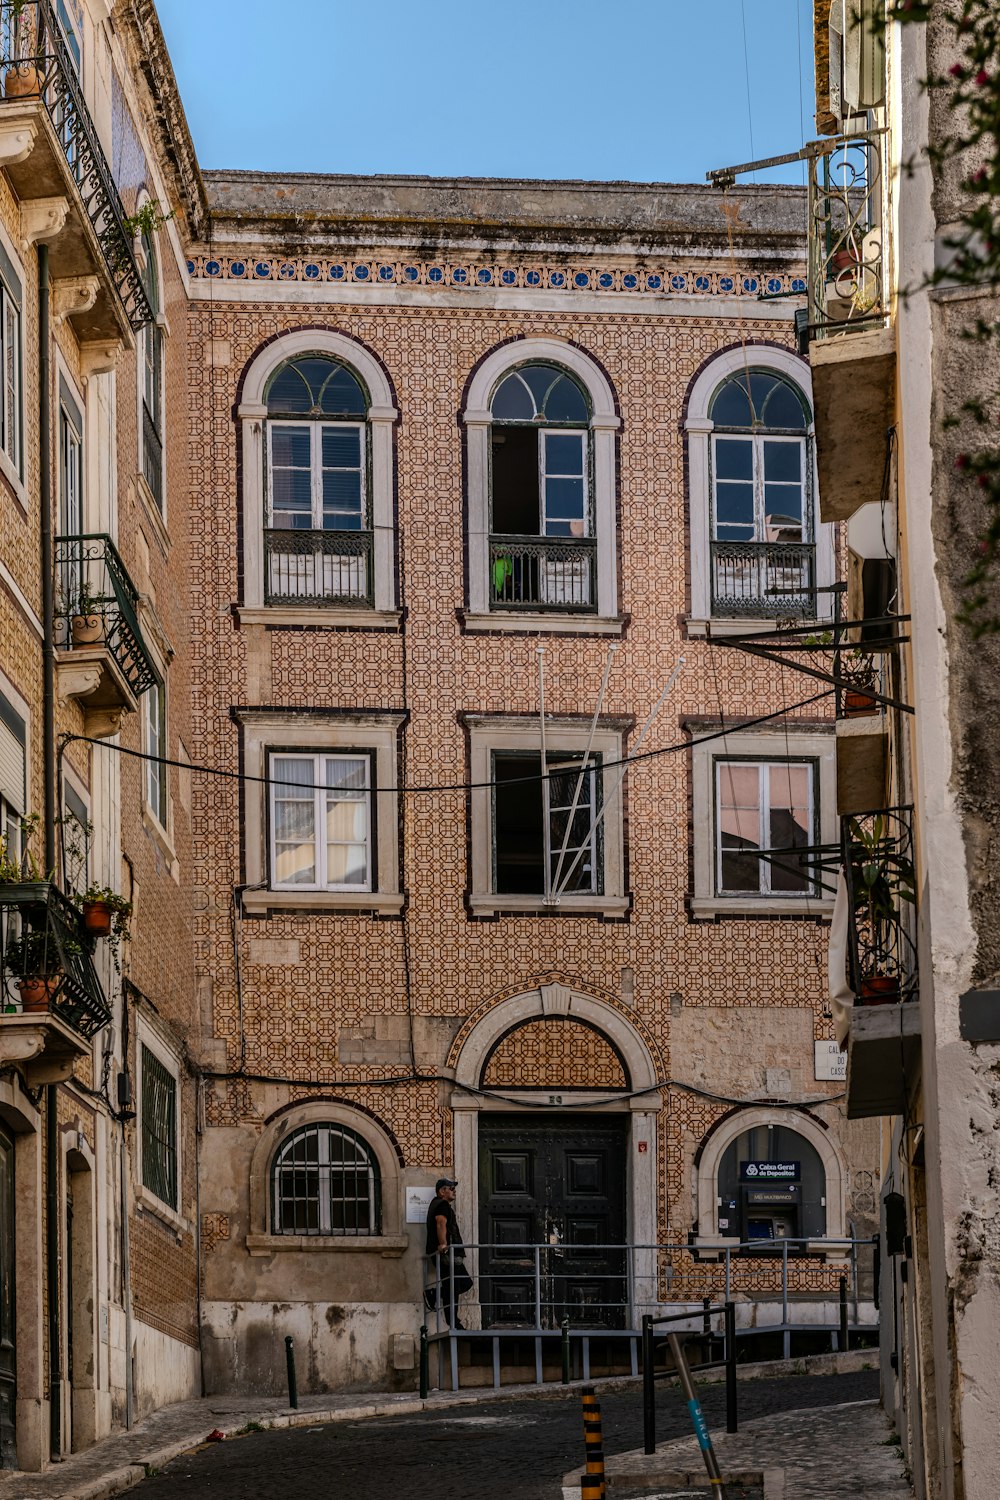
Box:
0;696;25;812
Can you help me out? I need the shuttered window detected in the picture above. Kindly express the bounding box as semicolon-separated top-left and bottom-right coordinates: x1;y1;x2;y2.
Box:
141;1044;178;1210
0;692;25;817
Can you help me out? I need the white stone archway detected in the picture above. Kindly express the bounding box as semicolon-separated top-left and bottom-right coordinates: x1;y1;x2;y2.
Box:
694;1105;846;1243
449;982;662;1314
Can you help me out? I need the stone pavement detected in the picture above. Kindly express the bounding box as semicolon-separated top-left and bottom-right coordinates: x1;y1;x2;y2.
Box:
564;1398;913;1500
0;1352;892;1500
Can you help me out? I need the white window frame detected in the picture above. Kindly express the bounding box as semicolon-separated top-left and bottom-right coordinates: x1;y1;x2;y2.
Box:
268;750;373;894
236;710;404;915
135;204;168;527
134;1014;187;1231
684;346;835;635
144;677;167;831
266;419;366;531
237;331;398;625
539;428;588;537
711;432;809;544
463;338;622;633
0;277;22;487
59;396;83;537
690;725;836;918
466;716;628;918
714;759;817;897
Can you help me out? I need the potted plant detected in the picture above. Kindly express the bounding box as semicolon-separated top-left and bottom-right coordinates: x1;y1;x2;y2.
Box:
4;930;62;1012
4;2;40;100
846;815;916;1004
77;884;131;968
841;648;880;718
71;581;103;645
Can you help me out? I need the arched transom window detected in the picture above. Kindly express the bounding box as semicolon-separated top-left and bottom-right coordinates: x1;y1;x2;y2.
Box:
489;363;594;612
265;355;371;607
708;369;814;617
271;1122;381;1236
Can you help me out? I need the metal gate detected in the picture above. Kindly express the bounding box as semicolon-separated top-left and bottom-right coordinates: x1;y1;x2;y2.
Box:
478;1114;627;1329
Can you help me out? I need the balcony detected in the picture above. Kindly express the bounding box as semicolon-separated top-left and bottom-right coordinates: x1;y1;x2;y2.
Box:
841;806;920;1120
0;0;152;343
710;541;816;619
806;130;895;524
0;881;110;1083
264;527;374;607
489;536;596;612
55;533;157;737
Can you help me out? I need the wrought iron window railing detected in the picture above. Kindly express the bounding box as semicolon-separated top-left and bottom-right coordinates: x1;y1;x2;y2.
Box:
842;806;917;1005
710;541;816;618
54;533;158;698
264;527;374;607
489;536;597;612
807;129;889;341
0;881;110;1037
0;0;152;330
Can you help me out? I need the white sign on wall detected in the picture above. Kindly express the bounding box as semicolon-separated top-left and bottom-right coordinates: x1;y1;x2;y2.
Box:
406;1187;436;1224
814;1040;848;1082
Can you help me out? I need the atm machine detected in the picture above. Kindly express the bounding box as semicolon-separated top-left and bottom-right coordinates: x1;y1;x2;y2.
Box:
739;1162;802;1243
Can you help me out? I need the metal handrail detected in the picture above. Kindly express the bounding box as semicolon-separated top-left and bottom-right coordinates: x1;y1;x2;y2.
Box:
842;805;918;1004
489;533;597;612
807;128;889;340
0;880;111;1037
264;526;374;606
0;0;153;329
54;532;157;697
710;539;816;618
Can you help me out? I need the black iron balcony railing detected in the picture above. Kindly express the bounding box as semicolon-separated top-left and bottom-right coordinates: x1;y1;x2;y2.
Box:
0;0;152;330
55;533;157;698
0;881;110;1037
808;129;889;341
490;535;597;612
264;527;374;606
842;806;917;1006
710;541;816;618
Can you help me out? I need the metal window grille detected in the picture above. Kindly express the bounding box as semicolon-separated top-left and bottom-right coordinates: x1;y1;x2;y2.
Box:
141;1045;177;1209
271;1124;380;1237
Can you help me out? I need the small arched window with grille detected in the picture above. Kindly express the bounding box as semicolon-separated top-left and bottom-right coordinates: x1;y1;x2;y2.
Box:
708;369;814;618
264;355;372;608
489;363;594;612
270;1123;381;1236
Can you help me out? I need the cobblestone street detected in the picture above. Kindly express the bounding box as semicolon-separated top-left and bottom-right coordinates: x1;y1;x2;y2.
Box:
128;1371;885;1500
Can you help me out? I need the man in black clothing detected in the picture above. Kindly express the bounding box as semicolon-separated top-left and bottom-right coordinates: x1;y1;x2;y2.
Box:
425;1177;473;1327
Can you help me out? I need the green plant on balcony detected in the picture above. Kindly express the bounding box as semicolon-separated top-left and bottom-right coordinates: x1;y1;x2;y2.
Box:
0;813;44;883
846;814;916;1002
76;883;130;969
4;931;68;1012
70;579;103;644
4;1;40;100
121;200;173;239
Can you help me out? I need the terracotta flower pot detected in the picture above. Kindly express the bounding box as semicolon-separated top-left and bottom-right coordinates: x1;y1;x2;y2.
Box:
844;689;878;717
71;614;103;645
82;899;112;937
4;65;40;99
17;976;57;1012
860;975;900;1005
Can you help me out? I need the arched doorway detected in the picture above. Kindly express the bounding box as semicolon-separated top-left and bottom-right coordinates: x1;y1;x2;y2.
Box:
448;982;664;1329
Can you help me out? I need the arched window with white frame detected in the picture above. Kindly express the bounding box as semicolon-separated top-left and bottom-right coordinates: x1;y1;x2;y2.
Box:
463;338;621;630
238;331;398;622
684;347;835;632
271;1122;381;1237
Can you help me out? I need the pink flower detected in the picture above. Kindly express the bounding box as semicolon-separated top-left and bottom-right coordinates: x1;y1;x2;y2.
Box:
975;69;990;86
977;473;991;489
949;63;965;79
955;453;970;470
978;540;991;557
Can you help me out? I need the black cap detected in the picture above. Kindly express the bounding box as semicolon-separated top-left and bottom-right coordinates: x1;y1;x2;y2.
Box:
435;1177;458;1192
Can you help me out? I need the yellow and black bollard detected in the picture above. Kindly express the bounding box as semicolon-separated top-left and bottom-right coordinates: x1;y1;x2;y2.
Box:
580;1384;606;1498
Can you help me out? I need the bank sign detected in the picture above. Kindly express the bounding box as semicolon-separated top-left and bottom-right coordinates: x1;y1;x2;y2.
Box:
740;1161;800;1182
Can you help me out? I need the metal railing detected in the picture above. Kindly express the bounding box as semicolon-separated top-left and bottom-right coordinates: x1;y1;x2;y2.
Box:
710;540;816;618
54;533;158;698
642;1301;738;1453
842;806;918;1005
808;129;889;340
489;535;597;611
264;527;374;606
0;0;152;330
0;881;111;1037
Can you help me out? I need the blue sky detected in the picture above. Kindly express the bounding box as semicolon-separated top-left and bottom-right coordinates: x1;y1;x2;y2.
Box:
156;0;814;187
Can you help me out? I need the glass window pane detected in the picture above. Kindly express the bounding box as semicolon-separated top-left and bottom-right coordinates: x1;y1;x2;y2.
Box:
317;366;366;416
322;427;362;467
268;364;314;414
322;470;363;524
272;757;316;886
761;380;808;429
271;427;311;465
764;487;803;537
544;433;585;474
542;373;589;422
325;758;367;791
715;438;753;480
491;373;535;421
544;478;585;522
714;482;755;535
711;375;753;427
763;441;802;482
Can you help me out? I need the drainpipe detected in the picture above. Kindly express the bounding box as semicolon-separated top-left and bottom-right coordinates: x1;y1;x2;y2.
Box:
39;243;62;1460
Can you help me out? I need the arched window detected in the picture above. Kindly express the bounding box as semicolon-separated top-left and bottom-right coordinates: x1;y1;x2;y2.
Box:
264;355;372;606
489;364;593;611
717;1122;827;1241
237;331;398;620
463;338;621;628
139;229;164;511
684;348;834;630
271;1122;381;1237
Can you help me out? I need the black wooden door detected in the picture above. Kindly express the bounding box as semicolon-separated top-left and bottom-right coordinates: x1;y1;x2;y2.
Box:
478;1114;627;1329
0;1127;15;1468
